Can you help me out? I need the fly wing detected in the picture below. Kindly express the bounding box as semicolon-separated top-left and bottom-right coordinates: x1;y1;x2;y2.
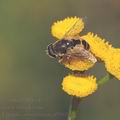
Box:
66;47;97;63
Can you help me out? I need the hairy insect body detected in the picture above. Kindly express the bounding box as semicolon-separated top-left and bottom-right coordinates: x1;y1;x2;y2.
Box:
47;37;97;71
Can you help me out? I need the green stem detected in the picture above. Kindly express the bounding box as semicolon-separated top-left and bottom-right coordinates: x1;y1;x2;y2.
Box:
68;96;80;120
98;73;113;86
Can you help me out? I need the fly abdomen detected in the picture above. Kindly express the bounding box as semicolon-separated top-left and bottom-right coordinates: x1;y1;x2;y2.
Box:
82;40;90;50
47;44;56;58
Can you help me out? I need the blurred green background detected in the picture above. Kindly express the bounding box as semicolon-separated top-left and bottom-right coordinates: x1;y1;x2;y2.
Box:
0;0;120;120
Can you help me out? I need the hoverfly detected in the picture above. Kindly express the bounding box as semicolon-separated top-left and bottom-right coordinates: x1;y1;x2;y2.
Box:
47;19;97;68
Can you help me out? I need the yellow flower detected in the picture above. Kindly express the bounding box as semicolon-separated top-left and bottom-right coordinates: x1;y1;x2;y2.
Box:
104;48;120;80
81;32;112;61
51;17;84;39
63;59;95;71
81;33;120;80
51;16;120;80
62;75;97;97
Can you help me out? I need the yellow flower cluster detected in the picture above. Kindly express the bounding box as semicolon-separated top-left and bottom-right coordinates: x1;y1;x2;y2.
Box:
62;75;97;97
50;17;120;97
51;17;120;81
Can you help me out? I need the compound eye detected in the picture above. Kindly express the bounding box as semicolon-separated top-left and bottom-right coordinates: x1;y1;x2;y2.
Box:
72;39;81;46
53;40;67;54
61;43;66;48
66;41;74;48
82;40;90;50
